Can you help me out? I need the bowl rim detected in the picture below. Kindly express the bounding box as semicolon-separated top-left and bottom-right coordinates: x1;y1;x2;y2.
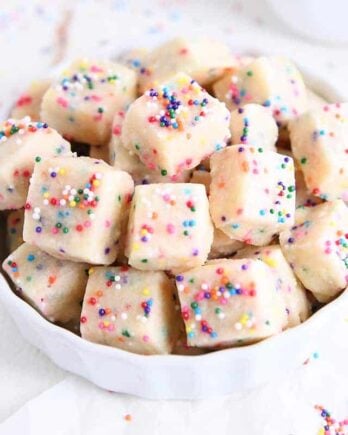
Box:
1;274;347;366
1;59;346;365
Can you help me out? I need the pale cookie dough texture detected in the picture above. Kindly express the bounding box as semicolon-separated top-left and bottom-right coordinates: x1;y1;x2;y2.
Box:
138;37;234;92
189;171;244;259
3;243;88;325
289;103;348;201
110;111;190;184
41;59;137;146
210;145;296;246
80;266;180;355
6;209;24;252
23;156;134;265
235;245;310;327
175;259;287;348
307;88;327;110
11;79;51;121
230;104;278;151
0;118;71;210
126;183;213;271
279;200;348;303
213;56;308;126
122;72;231;176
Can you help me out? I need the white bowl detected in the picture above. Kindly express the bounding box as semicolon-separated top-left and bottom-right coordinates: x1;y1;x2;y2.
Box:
0;66;346;400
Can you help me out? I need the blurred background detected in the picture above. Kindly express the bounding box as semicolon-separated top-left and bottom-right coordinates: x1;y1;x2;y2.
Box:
1;0;348;121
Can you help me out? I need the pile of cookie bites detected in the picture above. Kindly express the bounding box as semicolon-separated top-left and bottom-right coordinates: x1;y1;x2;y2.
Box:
1;38;348;356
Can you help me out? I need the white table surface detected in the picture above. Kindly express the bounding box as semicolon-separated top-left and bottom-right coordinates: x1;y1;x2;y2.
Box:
1;0;348;432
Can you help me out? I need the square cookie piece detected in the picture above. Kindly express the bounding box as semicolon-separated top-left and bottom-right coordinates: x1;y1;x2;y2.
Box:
138;37;234;92
6;209;24;252
11;79;51;121
23;156;134;265
0;118;71;210
213;56;307;126
210;145;295;245
80;266;180;355
175;259;287;348
235;245;310;327
122;72;230;176
3;243;88;324
110;111;190;184
41;59;137;146
289;103;348;201
279;200;348;302
230;104;278;151
126;183;213;271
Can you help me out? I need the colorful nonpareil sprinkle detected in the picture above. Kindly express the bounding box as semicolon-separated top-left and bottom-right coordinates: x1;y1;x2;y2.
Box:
0;117;71;210
210;145;295;246
122;72;230;176
213;56;308;126
41;59;137;145
126;183;213;272
24;155;134;264
315;405;348;435
290;103;348;202
176;259;287;348
280;200;348;303
80;266;179;355
230;104;278;151
2;243;88;324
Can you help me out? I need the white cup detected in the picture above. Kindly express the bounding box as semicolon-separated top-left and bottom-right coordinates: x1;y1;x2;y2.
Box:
266;0;348;45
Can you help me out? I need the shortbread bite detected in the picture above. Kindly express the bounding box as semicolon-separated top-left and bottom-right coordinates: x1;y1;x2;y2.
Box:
175;259;287;348
0;118;71;210
23;156;134;265
126;183;213;271
235;245;310;326
11;79;51;121
210;145;295;245
6;209;24;252
289;103;348;201
110;111;190;184
41;59;137;146
3;243;88;324
138;38;234;92
230;104;278;151
122;73;230;176
279;200;348;302
213;56;307;126
80;266;180;355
